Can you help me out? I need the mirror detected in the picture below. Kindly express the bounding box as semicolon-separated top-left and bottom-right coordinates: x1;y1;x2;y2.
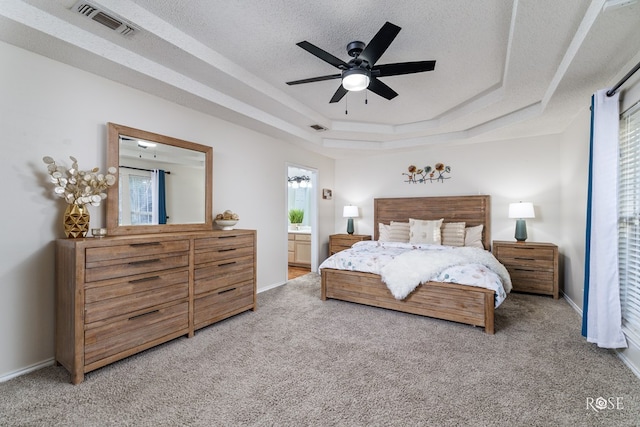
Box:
106;122;213;235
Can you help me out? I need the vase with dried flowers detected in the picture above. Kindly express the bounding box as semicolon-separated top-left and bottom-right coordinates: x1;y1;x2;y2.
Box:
42;155;117;238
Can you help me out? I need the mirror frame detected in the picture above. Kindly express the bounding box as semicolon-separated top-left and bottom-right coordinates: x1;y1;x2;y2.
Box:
106;122;213;235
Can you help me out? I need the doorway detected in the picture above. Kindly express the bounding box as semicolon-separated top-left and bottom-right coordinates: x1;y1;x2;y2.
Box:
286;164;318;280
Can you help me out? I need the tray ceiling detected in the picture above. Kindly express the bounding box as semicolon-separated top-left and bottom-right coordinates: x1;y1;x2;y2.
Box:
1;0;640;158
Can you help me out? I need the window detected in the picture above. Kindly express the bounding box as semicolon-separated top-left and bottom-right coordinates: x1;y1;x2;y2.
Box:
118;168;154;225
128;174;153;225
618;100;640;338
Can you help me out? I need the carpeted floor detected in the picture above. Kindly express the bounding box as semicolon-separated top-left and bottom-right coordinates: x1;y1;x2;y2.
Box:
1;273;639;426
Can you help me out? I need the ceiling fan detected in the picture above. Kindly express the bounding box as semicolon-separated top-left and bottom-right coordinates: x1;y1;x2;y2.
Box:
286;22;436;103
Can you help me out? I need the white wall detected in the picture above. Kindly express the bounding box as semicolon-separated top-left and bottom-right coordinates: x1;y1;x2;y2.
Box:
559;107;591;308
333;135;563;245
0;41;335;379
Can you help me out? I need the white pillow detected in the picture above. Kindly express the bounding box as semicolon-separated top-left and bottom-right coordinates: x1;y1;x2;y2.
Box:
441;222;466;247
378;223;391;242
409;218;444;245
388;221;410;242
464;224;484;248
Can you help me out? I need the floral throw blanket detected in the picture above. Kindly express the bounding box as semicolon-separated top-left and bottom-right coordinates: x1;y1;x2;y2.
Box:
319;241;511;307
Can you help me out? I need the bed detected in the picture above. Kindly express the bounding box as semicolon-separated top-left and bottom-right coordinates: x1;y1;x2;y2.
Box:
320;195;507;334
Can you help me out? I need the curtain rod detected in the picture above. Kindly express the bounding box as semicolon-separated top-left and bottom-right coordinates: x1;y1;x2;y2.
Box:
120;165;171;174
607;60;640;97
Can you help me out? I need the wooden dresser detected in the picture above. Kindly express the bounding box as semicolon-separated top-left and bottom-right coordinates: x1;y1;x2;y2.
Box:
492;240;559;299
329;234;372;255
55;229;256;384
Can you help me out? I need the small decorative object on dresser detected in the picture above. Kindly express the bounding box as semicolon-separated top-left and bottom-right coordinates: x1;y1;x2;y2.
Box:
42;155;117;238
492;240;559;299
329;233;372;255
214;210;240;230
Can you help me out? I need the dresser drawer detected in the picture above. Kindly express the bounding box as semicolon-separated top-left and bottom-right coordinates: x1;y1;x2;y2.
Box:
195;234;254;252
194;281;254;329
84;270;189;324
86;240;190;263
194;244;254;265
85;253;189;283
194;255;254;295
507;268;554;293
494;247;555;270
84;301;188;366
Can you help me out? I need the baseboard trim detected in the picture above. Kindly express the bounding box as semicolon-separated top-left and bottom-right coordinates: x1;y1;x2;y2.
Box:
0;358;55;383
257;281;286;294
563;292;640;380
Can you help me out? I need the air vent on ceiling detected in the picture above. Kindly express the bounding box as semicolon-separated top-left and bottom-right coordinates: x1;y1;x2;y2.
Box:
310;124;328;132
72;1;137;36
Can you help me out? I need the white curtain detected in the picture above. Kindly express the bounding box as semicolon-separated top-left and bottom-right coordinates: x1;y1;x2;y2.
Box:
582;89;627;349
151;169;159;225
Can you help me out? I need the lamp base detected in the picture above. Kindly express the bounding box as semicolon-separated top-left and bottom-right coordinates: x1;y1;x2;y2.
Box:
346;218;354;235
514;219;528;242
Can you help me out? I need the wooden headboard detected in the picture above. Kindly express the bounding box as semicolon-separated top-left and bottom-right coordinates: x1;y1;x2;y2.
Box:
373;195;491;250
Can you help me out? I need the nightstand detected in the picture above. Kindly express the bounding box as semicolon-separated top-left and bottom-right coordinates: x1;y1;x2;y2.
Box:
329;234;371;255
492;241;559;299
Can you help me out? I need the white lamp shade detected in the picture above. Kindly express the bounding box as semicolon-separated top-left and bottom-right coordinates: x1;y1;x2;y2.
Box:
508;202;535;219
343;205;359;218
342;69;370;91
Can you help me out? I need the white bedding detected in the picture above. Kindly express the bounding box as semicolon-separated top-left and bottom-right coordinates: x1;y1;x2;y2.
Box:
318;241;511;307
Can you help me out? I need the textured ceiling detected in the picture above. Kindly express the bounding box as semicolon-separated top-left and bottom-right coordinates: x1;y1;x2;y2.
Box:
2;0;640;158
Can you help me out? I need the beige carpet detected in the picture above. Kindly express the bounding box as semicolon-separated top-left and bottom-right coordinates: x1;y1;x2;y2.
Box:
1;273;639;426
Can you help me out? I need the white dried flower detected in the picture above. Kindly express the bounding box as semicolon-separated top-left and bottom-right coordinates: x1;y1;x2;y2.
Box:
42;155;118;207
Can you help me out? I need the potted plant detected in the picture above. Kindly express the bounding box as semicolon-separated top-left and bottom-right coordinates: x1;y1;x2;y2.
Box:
288;209;304;228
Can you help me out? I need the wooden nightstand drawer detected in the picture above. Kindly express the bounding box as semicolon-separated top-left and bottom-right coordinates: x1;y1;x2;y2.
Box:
493;241;559;299
329;234;371;255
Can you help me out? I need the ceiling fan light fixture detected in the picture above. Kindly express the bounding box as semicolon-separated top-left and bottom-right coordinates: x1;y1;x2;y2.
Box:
342;69;370;91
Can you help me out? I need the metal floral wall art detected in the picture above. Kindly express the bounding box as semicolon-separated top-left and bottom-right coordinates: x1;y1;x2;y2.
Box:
402;163;451;184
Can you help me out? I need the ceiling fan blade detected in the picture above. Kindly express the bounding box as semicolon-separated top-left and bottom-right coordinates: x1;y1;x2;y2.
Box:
286;74;342;85
359;22;401;66
374;60;436;77
329;85;348;103
367;77;398;100
296;41;349;69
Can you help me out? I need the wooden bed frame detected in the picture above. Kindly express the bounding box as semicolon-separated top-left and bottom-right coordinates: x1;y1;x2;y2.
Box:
321;195;496;334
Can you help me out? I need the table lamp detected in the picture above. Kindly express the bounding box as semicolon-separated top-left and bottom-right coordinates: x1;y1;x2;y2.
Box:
343;205;359;235
508;202;535;242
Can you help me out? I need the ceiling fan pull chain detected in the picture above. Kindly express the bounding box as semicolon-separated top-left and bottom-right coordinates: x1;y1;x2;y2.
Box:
345;93;348;115
365;91;368;105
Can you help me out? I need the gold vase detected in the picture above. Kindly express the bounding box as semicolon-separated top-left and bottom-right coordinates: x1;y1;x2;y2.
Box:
63;204;90;238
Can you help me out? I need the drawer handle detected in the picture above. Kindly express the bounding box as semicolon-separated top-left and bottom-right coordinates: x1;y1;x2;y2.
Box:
128;259;161;266
218;261;237;267
218;235;238;239
218;248;237;253
514;267;535;272
129;242;161;247
129;275;160;284
514;257;535;261
218;287;237;295
128;309;160;321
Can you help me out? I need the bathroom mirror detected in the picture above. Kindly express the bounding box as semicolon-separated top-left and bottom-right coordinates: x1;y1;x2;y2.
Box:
106;122;213;235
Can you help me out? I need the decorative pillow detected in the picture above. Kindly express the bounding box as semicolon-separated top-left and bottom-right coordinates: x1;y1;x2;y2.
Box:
441;222;466;247
409;218;444;244
378;223;391;242
388;221;411;242
464;224;484;249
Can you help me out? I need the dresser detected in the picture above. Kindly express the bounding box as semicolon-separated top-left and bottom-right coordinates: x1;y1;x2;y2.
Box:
329;234;372;255
288;232;311;267
55;230;256;384
492;241;559;299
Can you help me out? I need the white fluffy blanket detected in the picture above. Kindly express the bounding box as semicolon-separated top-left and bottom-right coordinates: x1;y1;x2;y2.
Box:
380;246;512;300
